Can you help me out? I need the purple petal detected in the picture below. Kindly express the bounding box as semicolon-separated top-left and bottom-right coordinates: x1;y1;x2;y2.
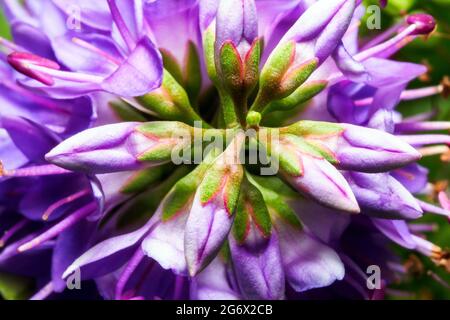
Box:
62;218;155;280
371;218;417;249
142;212;189;276
284;153;360;213
346;172;423;220
277;223;345;292
184;193;235;276
229;232;285;300
190;257;240;300
102;38;163;97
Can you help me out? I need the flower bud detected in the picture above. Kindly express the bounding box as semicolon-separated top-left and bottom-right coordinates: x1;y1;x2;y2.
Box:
215;0;260;96
185;134;245;276
46;122;194;174
229;177;284;300
284;121;422;173
268;133;360;213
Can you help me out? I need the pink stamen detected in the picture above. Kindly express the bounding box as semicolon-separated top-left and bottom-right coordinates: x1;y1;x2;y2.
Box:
0;163;72;177
107;0;136;51
7;51;61;85
438;192;450;210
25;64;104;84
354;85;443;108
395;121;450;133
18;202;97;252
409;223;439;233
416;199;450;219
398;134;450;146
0;220;29;247
72;37;122;65
0;37;24;54
412;234;442;260
355;25;417;61
29;281;54;300
42;189;92;221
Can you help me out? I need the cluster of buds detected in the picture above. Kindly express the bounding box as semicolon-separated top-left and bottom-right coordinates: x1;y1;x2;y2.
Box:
0;0;448;300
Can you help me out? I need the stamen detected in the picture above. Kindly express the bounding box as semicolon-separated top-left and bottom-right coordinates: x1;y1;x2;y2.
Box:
29;281;54;300
427;270;450;288
25;64;104;84
355;14;435;61
355;85;444;107
0;220;29;247
115;248;145;300
0;163;72;177
107;0;136;51
362;22;403;50
418;145;449;157
72;37;121;65
441;150;450;162
7;52;61;85
355;25;417;61
416;199;450;219
387;261;407;274
411;235;442;260
403;110;438;123
1;80;70;114
396;121;450;133
0;37;23;54
438;192;450;210
398;134;450;146
42;189;91;221
409;223;439;233
18;202;97;252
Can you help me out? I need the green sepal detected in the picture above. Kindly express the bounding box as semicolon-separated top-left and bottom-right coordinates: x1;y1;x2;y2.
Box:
136;121;194;163
232;176;272;244
203;25;218;83
263;80;327;115
114;166;192;230
219;41;244;92
278;58;318;97
162;149;222;221
184;41;202;102
137;144;176;162
136;70;205;126
283;134;337;163
278;147;303;177
199;136;244;215
160;48;184;85
109;100;148;122
243;38;261;92
250;41;295;112
137;121;194;138
282;120;344;137
259;41;296;95
120;165;171;194
248;175;302;229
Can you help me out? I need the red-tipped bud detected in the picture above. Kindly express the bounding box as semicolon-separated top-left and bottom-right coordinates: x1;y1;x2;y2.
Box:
7;52;60;86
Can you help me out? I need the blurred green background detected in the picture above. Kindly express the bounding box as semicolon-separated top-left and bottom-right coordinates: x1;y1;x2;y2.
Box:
0;0;448;300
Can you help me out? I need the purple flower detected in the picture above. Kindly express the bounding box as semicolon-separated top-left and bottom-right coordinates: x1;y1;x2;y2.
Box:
0;0;448;301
